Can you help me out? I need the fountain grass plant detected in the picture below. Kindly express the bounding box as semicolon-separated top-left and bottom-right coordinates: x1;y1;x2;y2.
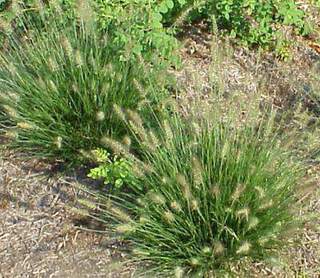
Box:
0;1;169;162
79;90;309;276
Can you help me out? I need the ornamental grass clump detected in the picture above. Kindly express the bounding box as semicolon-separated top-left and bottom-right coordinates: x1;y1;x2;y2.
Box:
0;1;167;161
81;93;307;276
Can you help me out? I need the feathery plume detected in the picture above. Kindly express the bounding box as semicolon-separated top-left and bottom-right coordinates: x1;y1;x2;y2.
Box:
4;130;18;139
174;267;184;278
192;156;203;187
211;184;220;198
110;206;131;222
17;122;33;130
139;215;148;224
170;201;182;213
191;199;199;211
231;183;246;202
163;119;173;142
235;207;250;221
75;49;83;67
96;111;105;122
100;137;129;156
236;241;251;254
115;224;135;234
0;18;12;34
69;207;89;217
247;216;259;230
176;174;192;200
148;131;160;149
202;246;211;255
2;105;17;118
75;0;94;24
61;35;73;59
148;192;166;206
78;199;97;210
163;210;175;223
49;80;58;92
254;186;266;199
48;57;59;72
259;200;274;210
54;136;63;149
190;257;200;267
122;135;131;147
113;104;126;122
213;241;224;255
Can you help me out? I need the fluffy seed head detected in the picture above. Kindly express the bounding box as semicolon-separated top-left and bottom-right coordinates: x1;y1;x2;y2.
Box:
170;201;182;212
202;246;211;255
0;18;12;33
2;105;17;118
174;267;184;278
115;224;135;234
4;130;18;139
191;199;199;211
259;200;274;210
148;192;166;206
17;122;33;129
247;216;259;230
96;111;105;121
192;156;203;187
213;241;224;255
75;49;83;67
48;58;58;72
61;35;73;59
122;136;131;147
236;207;250;221
49;80;58;92
211;184;220;198
254;186;266;199
190;257;200;267
236;241;251;254
231;183;246;202
163;119;173;141
139;215;148;224
163;210;175;223
148;131;160;149
113;104;126;122
101;137;129;156
78;199;97;210
55;136;63;149
176;174;191;200
110;207;131;222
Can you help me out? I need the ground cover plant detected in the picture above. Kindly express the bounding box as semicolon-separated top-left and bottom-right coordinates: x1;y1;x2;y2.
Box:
0;2;169;161
79;90;310;276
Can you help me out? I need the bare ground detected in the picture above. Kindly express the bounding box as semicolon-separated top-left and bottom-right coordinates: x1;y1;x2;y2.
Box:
0;149;134;278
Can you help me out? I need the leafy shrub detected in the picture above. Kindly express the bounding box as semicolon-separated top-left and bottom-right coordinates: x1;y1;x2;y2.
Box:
161;0;313;47
0;3;169;161
83;94;307;275
95;0;181;66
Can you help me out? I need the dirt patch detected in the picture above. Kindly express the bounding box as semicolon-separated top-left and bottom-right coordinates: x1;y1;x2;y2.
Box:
0;150;132;277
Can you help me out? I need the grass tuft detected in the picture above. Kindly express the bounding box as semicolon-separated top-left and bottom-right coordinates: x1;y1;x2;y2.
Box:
81;93;308;275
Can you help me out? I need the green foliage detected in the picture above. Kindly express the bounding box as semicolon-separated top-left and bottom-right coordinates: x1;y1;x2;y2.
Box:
88;149;137;190
95;0;181;66
0;3;169;161
159;0;313;47
84;94;307;275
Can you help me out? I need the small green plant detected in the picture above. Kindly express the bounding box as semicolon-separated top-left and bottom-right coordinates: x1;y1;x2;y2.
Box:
0;2;168;161
83;93;307;275
88;148;137;190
